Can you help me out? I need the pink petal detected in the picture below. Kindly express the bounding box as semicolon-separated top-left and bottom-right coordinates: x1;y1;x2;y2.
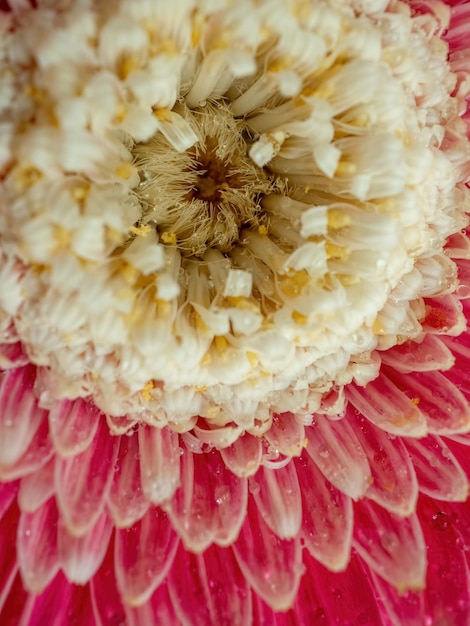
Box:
368;570;425;626
138;425;181;505
55;417;119;536
233;495;303;611
58;511;113;584
0;496;20;614
220;433;262;477
0;366;49;475
419;496;470;625
0;480;18;517
353;498;426;591
166;449;248;552
169;543;252;626
20;572;95;626
405;435;468;501
291;551;383;626
125;582;181;626
0;572;27;625
250;461;301;538
0;416;53;482
17;457;55;513
380;334;455;373
385;367;470;435
107;431;149;528
305;415;372;499
114;506;178;605
48;397;100;457
17;497;60;594
90;541;127;626
264;412;306;457
351;411;418;516
346;373;427;436
295;453;353;572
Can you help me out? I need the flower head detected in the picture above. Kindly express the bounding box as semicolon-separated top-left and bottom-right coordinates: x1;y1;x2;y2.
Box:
0;0;470;624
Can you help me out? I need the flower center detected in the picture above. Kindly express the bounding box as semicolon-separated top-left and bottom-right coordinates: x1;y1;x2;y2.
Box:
133;101;278;257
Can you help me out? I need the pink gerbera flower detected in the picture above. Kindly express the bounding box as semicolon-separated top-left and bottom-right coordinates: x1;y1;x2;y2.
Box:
1;0;470;624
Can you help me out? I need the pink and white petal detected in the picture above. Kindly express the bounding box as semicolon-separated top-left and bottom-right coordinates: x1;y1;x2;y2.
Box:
18;572;94;626
0;342;29;370
55;417;119;536
305;414;372;500
0;496;20;615
368;570;426;626
250;461;302;539
264;412;306;457
107;431;149;528
295;453;353;572
405;435;468;501
166;449;248;552
0;572;29;626
351;412;418;516
58;511;113;585
421;294;466;336
114;506;178;606
48;397;100;457
385;367;470;435
419;496;470;626
346;374;427;437
90;541;127;626
0;366;48;474
169;543;252;626
138;425;181;505
0;480;18;518
0;417;53;482
18;456;55;513
125;582;182;626
233;496;303;611
17;496;60;594
352;499;426;592
220;433;262;478
380;334;455;373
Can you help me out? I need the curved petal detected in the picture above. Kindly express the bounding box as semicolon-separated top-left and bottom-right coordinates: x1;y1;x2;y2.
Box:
48;397;100;457
0;416;53;482
169;543;252;626
295;453;353;572
233;496;303;611
166;449;248;552
0;366;48;475
385;367;470;435
114;506;179;606
380;334;455;373
18;456;55;513
346;374;427;436
138;425;181;505
17;497;60;594
405;435;468;501
0;496;20;615
250;461;302;538
58;511;113;584
55;417;119;536
264;412;305;457
90;541;127;626
220;433;262;478
125;582;180;626
107;431;149;528
305;414;372;499
350;410;418;516
353;498;426;592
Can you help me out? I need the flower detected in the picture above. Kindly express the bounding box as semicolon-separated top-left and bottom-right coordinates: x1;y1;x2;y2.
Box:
0;0;470;624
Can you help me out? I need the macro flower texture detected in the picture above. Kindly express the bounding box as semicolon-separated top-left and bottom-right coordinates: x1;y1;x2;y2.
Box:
1;0;470;624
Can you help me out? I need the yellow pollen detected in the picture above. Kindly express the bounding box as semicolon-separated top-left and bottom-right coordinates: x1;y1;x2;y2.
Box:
280;270;310;298
116;163;136;180
335;161;357;176
130;224;152;237
161;231;177;244
118;54;141;80
337;273;361;286
194;385;208;392
258;224;268;236
153;108;173;122
120;262;139;285
325;241;350;260
373;318;387;335
328;209;352;229
71;184;89;203
292;310;308;325
141;380;154;400
215;335;229;354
